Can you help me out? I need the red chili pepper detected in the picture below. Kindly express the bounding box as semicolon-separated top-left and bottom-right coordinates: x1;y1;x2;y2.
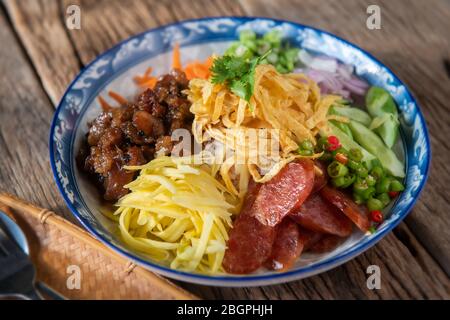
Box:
327;135;340;151
388;191;399;198
328;135;339;146
335;152;348;165
370;210;383;223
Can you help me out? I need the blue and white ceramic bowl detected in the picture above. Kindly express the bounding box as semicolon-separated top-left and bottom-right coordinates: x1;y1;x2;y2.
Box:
49;17;430;286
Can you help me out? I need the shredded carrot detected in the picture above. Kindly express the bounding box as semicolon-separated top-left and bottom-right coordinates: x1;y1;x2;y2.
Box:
133;66;158;89
172;43;182;70
108;91;128;105
184;56;214;80
133;67;154;84
132;48;213;92
98;96;112;111
144;67;153;77
140;78;158;89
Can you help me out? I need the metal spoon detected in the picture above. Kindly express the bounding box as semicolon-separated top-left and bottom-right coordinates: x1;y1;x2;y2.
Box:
0;210;66;300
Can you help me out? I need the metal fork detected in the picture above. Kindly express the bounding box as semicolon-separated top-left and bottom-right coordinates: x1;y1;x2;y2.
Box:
0;220;42;300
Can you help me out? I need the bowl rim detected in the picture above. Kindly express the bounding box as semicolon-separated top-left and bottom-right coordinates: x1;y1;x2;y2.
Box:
49;16;431;286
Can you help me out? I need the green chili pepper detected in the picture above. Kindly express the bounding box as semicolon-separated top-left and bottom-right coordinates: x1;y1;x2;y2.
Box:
355;166;369;178
332;176;347;188
370;166;384;181
366;86;400;148
377;193;391;207
297;148;313;156
348;148;363;162
300;139;314;151
347;159;361;171
354;178;376;200
366;175;377;187
341;173;356;188
319;151;333;162
376;177;391;194
327;161;349;178
348;120;405;178
353;192;365;205
360;187;376;200
390;179;405;192
353;177;369;194
316;136;328;152
367;198;384;211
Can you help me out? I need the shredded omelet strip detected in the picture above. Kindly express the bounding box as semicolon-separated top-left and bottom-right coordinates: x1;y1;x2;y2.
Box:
188;64;340;196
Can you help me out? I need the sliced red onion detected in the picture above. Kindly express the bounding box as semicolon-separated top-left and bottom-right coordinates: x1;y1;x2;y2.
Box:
298;50;338;73
295;50;369;98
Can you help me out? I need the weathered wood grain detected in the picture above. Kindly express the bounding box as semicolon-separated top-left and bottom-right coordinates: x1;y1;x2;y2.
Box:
183;225;450;299
60;0;245;65
1;0;449;299
0;9;72;220
3;0;81;105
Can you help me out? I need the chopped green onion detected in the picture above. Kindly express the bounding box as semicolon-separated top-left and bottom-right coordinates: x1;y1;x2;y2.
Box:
239;30;256;41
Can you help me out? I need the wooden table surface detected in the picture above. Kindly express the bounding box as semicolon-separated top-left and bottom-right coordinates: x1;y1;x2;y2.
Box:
0;0;449;299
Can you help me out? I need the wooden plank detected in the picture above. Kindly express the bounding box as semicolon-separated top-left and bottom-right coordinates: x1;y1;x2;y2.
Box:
2;0;449;299
183;224;450;299
61;0;246;65
3;0;81;105
239;0;450;276
0;10;72;221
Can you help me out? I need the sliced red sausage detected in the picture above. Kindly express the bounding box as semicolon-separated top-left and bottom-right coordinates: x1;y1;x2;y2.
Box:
290;193;353;237
312;160;328;193
264;218;305;271
223;179;275;274
320;186;370;232
301;229;323;251
223;213;276;274
251;159;315;227
308;234;345;253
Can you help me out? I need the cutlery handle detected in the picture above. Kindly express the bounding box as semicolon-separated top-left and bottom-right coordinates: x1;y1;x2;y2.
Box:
36;282;66;300
22;287;43;300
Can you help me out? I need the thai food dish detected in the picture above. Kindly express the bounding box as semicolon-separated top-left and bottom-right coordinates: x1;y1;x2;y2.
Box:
78;31;405;275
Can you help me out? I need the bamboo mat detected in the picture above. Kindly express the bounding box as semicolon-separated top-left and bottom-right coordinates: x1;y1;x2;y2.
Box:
0;193;197;300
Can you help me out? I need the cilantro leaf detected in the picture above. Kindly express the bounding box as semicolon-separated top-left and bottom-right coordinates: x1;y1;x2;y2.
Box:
210;55;233;84
209;50;271;102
